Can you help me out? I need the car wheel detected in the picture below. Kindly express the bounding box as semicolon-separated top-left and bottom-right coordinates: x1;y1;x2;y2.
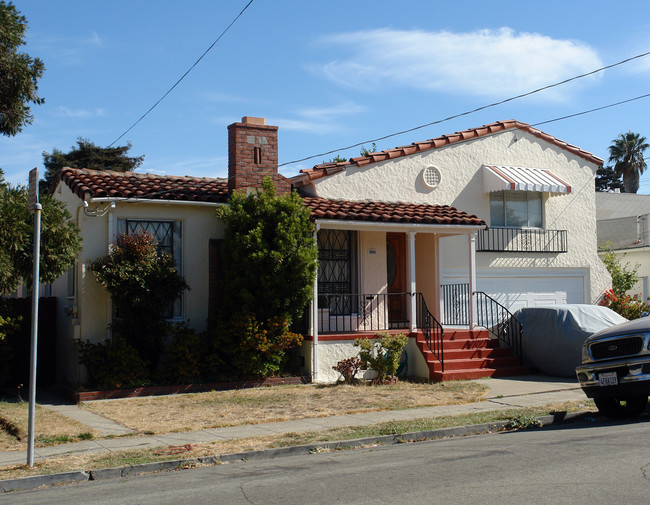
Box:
594;395;648;419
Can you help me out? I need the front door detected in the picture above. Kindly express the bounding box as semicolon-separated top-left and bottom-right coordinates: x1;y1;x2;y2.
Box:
386;233;407;328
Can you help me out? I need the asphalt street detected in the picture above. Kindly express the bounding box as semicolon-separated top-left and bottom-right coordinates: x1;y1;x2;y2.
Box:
5;417;650;505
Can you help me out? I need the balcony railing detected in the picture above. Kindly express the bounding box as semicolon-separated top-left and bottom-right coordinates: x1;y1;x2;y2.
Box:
477;227;567;253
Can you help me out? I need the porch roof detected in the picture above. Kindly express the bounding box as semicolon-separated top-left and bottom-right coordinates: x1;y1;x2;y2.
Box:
302;196;486;230
482;165;571;194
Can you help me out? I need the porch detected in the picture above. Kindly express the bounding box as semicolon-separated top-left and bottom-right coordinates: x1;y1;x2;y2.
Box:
297;288;526;383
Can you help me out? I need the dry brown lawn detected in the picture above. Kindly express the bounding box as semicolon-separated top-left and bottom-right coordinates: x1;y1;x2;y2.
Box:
0;400;594;482
83;381;489;434
0;402;98;451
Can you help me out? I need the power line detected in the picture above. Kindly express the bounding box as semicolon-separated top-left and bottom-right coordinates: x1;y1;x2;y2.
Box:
532;92;650;127
108;0;255;148
278;49;650;168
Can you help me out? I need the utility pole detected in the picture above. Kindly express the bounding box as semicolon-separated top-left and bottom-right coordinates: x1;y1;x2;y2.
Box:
27;168;41;467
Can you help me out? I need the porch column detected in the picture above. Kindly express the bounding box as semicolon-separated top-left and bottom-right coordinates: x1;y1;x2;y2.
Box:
468;232;477;328
408;231;417;330
312;223;320;381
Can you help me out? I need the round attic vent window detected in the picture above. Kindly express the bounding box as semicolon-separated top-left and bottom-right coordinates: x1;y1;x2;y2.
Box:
421;166;441;189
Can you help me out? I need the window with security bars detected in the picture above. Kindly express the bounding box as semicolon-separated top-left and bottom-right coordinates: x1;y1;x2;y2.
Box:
117;219;183;318
317;229;357;314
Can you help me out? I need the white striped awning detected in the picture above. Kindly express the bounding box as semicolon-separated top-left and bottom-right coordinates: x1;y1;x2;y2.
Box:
482;165;571;194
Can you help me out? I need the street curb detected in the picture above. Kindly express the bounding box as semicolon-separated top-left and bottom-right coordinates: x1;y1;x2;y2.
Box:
1;412;593;493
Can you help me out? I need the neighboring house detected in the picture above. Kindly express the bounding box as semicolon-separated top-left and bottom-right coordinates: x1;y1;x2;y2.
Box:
596;192;650;300
51;117;610;385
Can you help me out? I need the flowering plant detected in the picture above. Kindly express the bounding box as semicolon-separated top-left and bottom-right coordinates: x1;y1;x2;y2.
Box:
600;289;650;320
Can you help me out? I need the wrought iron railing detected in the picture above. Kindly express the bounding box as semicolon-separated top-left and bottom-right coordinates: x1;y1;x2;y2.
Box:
473;291;523;360
315;292;411;333
414;292;444;372
441;283;470;325
477;227;568;253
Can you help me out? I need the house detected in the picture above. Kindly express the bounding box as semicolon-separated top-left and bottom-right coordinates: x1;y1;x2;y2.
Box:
596;192;650;299
51;117;610;385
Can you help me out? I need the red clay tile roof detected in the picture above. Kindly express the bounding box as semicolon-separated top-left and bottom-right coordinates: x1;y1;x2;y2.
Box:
296;120;604;184
302;196;485;227
58;168;229;203
58;169;483;227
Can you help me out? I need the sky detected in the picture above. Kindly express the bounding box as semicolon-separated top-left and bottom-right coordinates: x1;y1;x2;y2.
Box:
4;0;650;192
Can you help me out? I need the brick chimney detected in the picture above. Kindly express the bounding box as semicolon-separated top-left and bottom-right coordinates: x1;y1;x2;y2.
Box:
228;116;290;195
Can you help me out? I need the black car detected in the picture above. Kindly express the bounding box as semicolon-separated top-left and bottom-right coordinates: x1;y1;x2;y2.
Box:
576;317;650;419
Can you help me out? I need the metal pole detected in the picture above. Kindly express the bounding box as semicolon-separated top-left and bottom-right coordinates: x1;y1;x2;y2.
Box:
27;203;42;467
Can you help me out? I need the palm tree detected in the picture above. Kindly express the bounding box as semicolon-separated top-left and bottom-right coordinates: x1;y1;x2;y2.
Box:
608;131;649;193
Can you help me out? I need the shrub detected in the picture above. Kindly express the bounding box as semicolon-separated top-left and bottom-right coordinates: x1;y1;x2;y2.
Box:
156;324;227;385
333;356;363;384
224;313;304;379
156;324;204;385
0;308;20;386
91;231;188;371
355;332;408;382
600;289;650;320
600;242;639;296
76;336;150;390
217;176;317;324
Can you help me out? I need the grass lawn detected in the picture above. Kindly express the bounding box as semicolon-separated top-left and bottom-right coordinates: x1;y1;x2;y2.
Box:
0;402;97;451
81;381;490;434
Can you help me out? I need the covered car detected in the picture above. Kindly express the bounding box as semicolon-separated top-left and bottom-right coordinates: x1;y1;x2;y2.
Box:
514;304;626;378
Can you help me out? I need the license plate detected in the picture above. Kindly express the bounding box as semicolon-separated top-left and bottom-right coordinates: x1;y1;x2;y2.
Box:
599;372;618;386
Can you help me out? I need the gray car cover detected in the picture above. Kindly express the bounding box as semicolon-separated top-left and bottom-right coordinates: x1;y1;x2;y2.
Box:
514;305;627;378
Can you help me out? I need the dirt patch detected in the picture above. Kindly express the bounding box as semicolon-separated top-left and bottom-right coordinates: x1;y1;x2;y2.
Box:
82;381;489;434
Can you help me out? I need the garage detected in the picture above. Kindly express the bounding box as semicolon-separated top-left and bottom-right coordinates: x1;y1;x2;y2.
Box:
477;269;587;313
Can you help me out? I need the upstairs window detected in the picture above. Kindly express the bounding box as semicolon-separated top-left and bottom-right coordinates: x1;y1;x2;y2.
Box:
490;191;542;228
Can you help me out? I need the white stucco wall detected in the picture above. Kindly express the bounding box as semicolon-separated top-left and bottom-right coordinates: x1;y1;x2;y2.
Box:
311;129;610;305
51;183;225;383
301;336;428;383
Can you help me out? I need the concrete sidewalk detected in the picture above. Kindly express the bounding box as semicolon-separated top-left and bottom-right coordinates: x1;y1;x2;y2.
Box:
0;375;587;467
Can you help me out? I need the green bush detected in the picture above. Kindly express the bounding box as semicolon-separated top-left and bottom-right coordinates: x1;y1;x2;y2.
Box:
156;324;226;385
219;313;304;379
355;332;408;382
76;336;150;390
600;242;639;296
91;231;188;371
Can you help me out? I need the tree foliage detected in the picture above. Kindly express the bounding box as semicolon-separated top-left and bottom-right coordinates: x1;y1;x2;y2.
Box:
0;1;44;136
217;177;317;323
91;231;188;370
0;169;81;295
214;177;317;378
595;166;623;192
608;131;649;194
600;242;639;296
41;138;144;192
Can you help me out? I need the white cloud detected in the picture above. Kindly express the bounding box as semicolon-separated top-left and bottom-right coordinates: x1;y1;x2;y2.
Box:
311;28;603;100
53;106;106;119
272;101;366;134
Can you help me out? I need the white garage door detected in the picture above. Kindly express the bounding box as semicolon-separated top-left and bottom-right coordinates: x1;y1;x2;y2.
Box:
477;273;585;313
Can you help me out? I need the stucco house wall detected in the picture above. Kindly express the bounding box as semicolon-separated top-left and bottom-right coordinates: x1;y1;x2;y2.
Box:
51;181;225;384
306;128;610;306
